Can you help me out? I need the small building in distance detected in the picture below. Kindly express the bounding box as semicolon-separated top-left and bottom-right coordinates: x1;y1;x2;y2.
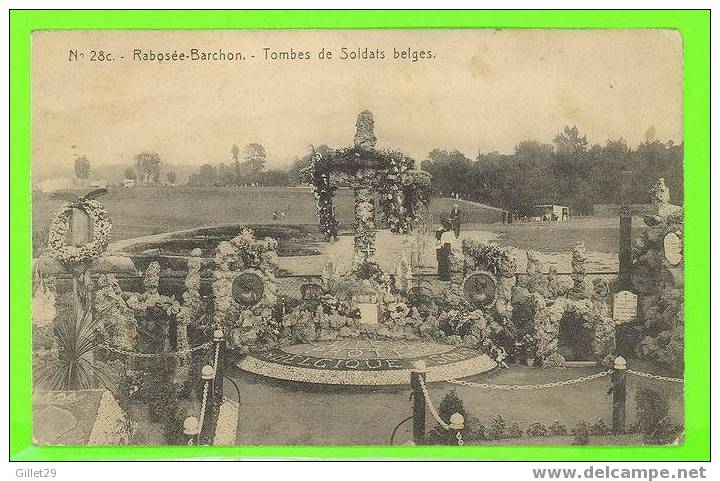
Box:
123;179;135;188
534;204;569;221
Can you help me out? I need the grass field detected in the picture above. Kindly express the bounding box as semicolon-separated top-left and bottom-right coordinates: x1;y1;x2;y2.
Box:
33;186;641;274
31;186;505;244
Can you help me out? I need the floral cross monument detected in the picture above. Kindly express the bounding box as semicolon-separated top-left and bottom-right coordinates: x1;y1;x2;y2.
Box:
350;110;380;264
308;110;431;269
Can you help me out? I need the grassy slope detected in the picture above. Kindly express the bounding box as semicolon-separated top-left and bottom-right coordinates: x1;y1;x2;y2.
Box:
32;186;507;242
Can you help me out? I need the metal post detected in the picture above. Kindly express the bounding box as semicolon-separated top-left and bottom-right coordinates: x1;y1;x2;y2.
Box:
618;171;633;291
611;356;627;434
410;361;427;446
199;365;215;444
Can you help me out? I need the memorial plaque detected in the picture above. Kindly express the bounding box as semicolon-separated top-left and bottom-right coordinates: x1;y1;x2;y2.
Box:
663;232;683;266
353;293;379;325
357;303;379;325
613;290;638;323
462;272;497;307
232;272;264;306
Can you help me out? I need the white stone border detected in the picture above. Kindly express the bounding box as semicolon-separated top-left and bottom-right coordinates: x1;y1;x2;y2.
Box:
213;396;239;446
238;353;496;386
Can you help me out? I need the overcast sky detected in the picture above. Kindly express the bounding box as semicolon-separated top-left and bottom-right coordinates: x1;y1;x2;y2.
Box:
32;29;682;176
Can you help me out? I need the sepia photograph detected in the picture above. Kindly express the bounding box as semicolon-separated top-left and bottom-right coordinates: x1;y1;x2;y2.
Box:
29;28;686;448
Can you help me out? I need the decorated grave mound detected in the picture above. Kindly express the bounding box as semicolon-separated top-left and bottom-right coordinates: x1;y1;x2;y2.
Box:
33;390;130;445
238;339;495;385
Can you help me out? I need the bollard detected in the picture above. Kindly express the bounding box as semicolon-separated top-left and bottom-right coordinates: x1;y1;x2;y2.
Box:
611;356;627;434
410;360;427;446
198;365;215;445
201;364;215;380
449;412;465;446
183;416;200;446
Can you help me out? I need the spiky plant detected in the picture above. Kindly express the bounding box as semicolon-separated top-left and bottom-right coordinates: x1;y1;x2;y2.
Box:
36;302;116;391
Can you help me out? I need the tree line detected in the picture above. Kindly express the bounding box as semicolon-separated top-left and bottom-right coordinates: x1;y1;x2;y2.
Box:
76;125;683;216
185;142;289;187
420;126;683;215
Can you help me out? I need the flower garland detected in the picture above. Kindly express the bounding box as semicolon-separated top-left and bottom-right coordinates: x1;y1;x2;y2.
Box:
308;151;339;239
307;146;430;236
48;199;112;267
462;239;518;277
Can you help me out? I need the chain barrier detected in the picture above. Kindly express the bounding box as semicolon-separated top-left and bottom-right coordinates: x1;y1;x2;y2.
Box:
191;338;223;444
212;342;220;378
98;341;212;358
418;377;450;430
446;369;613;390
627;369;684;384
197;381;210;433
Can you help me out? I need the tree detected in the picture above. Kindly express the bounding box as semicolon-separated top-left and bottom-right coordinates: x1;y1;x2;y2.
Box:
217;163;236;186
231;144;241;185
197;164;217;186
258;169;290;187
243;143;267;173
420;149;473;197
123;166;137;181
134;151;162;186
421;127;682;216
503;140;555;212
288;144;330;185
74;155;90;180
551;125;592;214
166;171;176;185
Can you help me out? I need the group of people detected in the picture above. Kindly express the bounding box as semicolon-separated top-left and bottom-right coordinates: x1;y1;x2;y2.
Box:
436;204;461;280
272;210;286;221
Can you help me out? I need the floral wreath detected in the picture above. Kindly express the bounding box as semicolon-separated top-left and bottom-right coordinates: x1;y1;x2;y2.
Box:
48;199;112;267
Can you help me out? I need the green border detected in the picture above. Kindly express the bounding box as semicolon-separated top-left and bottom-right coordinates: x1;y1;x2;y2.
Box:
10;10;710;461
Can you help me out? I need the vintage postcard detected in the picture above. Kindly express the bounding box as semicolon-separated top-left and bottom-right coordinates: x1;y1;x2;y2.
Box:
30;28;685;447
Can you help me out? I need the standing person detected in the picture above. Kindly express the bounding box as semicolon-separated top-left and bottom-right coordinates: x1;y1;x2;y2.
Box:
280;211;286;221
449;203;462;238
272;210;278;221
436;219;454;281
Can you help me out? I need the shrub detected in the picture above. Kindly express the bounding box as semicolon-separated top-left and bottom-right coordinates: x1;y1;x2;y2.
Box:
426;389;481;445
573;420;591;445
488;415;508;440
590;419;610;436
635;388;683;445
34;302;118;391
507;423;523;439
464;420;486;442
526;422;549;437
549;419;568;436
